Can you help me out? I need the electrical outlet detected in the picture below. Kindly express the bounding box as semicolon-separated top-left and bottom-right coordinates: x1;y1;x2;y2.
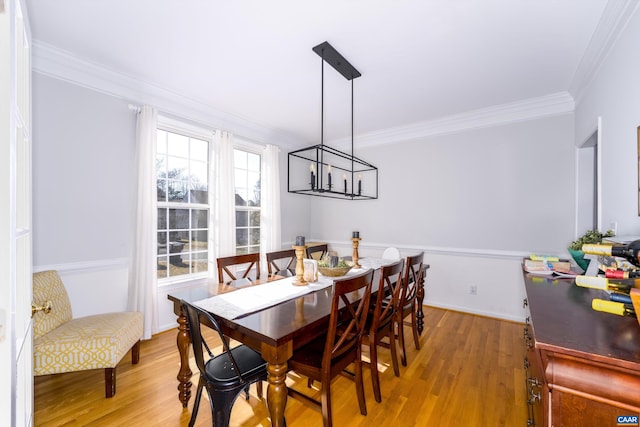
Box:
609;221;618;235
469;285;477;295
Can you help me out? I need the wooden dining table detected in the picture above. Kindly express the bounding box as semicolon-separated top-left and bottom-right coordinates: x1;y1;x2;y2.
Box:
167;259;428;427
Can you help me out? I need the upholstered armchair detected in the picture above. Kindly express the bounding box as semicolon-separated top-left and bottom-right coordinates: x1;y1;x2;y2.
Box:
32;270;143;397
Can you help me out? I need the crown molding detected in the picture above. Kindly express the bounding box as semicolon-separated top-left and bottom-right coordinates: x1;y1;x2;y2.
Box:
34;40;575;151
32;41;301;148
329;91;575;149
569;0;640;104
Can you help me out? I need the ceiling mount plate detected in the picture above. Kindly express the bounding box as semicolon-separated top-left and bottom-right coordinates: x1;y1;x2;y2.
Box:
312;41;361;80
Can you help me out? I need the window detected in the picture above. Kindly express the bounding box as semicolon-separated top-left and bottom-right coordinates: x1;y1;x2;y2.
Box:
234;148;261;254
156;127;210;281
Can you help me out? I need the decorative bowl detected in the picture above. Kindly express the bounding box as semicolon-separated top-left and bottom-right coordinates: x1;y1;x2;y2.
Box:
317;265;352;277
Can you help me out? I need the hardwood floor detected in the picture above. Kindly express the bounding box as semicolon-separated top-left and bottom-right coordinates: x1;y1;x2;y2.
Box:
34;308;528;426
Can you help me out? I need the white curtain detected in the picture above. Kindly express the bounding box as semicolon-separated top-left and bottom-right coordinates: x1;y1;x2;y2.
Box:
210;131;236;282
260;144;282;276
128;105;158;340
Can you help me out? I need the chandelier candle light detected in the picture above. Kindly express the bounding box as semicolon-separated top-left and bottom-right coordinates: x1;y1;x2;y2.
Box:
288;41;378;200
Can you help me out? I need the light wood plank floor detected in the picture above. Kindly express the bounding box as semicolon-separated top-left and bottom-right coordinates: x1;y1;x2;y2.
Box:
34;308;528;426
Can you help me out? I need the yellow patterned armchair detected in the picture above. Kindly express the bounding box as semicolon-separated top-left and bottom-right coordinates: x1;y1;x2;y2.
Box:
32;270;143;397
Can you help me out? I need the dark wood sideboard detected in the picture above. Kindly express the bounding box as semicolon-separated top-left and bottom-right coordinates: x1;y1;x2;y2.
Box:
522;269;640;426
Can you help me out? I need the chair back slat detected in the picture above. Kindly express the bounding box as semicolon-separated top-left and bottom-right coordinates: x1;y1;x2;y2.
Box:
266;249;296;276
216;253;261;284
372;259;404;334
399;252;424;312
323;269;374;372
306;244;328;261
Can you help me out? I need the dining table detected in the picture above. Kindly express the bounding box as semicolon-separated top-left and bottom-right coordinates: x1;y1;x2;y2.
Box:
166;257;428;427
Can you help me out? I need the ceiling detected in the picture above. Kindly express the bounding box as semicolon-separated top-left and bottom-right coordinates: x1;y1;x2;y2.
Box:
26;0;612;148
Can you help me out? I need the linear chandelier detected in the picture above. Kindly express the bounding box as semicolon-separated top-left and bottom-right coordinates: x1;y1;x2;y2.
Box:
288;41;378;200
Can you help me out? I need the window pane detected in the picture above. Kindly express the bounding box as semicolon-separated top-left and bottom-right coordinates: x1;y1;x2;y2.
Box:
235;169;247;189
157;257;168;278
157;130;167;154
191;138;208;162
192;209;208;228
157;208;167;230
191;160;208;189
235;189;248;206
192;251;208;273
234;149;247;168
250;211;260;227
156;156;167;178
236;228;248;246
167;180;187;202
189;187;208;204
157;179;167;202
192;230;208;248
248;152;260;171
157;231;168;253
169;209;189;229
236;210;248;227
167;132;189;157
167;156;189;179
249;245;260;254
250;228;260;245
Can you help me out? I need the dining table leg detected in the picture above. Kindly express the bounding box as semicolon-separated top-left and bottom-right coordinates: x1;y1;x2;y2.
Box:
175;306;193;408
261;341;293;427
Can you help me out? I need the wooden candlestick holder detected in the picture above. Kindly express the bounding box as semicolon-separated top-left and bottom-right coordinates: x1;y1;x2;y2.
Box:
351;238;362;268
292;245;308;286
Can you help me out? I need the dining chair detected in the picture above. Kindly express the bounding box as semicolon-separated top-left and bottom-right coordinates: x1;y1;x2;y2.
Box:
266;248;296;277
362;258;404;403
306;243;328;261
395;252;425;366
181;300;268;427
287;269;374;427
216;253;261;285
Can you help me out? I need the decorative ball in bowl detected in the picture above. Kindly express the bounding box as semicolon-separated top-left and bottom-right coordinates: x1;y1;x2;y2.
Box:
317;260;353;277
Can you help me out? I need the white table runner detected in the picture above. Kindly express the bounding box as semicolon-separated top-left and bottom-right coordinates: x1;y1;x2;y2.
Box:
193;267;371;320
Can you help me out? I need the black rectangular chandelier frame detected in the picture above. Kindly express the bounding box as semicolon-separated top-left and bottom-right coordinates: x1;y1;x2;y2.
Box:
287;41;378;200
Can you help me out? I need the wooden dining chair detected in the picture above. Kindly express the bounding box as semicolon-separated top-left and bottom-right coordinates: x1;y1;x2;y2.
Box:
395;252;425;366
181;300;268;427
306;243;328;261
216;253;261;285
287;269;374;427
266;248;296;277
361;258;404;402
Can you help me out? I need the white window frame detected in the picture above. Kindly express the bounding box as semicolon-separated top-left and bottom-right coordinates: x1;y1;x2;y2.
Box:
234;140;262;255
156;116;213;285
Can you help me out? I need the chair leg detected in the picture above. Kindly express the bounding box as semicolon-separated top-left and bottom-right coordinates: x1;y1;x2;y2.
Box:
320;380;333;427
189;377;205;427
354;349;367;416
389;327;400;377
369;341;382;403
397;315;408;367
131;340;141;364
105;367;116;398
256;380;263;398
411;308;421;350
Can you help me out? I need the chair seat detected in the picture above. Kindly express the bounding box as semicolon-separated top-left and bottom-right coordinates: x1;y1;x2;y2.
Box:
205;345;267;387
34;311;143;375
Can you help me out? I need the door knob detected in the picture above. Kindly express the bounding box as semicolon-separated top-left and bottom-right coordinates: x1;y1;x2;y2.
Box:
31;301;52;318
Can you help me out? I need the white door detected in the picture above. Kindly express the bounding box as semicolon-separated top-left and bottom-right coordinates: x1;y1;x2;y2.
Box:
0;0;33;425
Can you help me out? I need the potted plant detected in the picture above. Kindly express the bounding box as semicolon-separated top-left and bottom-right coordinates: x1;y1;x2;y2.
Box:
568;229;615;270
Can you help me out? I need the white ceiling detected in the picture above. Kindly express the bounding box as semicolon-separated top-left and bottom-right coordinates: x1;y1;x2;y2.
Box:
26;0;612;148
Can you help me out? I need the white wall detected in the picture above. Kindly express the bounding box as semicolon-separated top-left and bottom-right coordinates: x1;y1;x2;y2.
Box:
292;114;576;322
575;6;640;237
